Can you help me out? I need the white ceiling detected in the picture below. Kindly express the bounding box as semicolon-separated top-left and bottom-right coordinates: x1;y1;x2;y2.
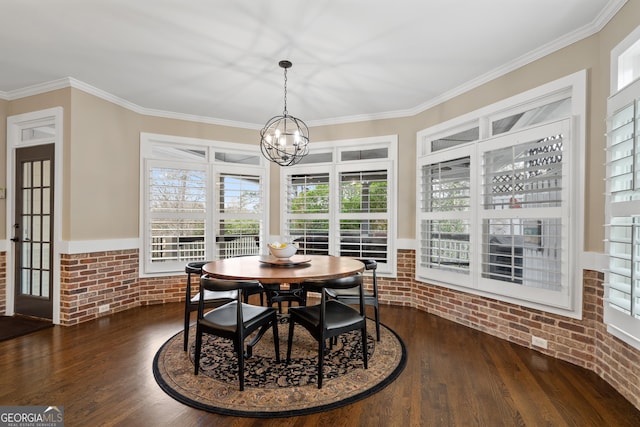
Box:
0;0;623;128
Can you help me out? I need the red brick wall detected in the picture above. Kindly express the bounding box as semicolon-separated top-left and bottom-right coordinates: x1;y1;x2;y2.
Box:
0;252;6;315
60;250;140;325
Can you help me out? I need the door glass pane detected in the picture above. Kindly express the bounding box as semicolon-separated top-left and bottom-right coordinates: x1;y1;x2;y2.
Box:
21;242;31;268
23;190;31;214
42;272;50;298
43;216;50;243
33;161;42;187
43;160;51;186
21;270;30;294
33;189;41;215
43;188;50;214
32;243;41;269
32;271;41;296
42;243;50;270
23;162;31;186
32;216;41;241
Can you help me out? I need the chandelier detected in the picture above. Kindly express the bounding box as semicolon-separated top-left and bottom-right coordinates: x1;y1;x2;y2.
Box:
260;60;309;166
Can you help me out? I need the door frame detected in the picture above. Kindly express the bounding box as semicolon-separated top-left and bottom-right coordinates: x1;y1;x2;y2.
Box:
6;107;64;324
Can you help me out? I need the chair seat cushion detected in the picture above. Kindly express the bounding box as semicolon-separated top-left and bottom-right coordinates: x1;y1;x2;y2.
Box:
290;300;364;331
190;289;238;303
200;301;276;333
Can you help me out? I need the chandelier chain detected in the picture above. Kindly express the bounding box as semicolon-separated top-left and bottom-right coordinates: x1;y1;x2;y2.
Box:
283;67;288;115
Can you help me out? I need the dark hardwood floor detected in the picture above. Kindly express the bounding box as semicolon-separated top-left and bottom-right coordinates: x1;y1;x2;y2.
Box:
1;301;638;426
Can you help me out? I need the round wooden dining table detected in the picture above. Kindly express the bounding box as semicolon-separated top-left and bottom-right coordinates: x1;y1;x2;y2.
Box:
201;255;364;284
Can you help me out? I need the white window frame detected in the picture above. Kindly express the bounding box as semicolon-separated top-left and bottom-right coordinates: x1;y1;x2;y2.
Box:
416;71;586;318
280;136;398;277
605;28;640;349
139;133;269;276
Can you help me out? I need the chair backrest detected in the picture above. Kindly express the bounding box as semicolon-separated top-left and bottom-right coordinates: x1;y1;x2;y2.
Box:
306;273;364;322
198;276;263;326
185;261;208;275
357;259;378;296
316;273;363;290
200;276;262;294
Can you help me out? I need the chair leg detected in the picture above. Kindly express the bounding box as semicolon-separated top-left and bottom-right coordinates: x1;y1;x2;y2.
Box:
286;319;295;363
374;305;381;341
184;274;192;352
272;316;280;362
237;337;245;391
318;338;325;388
194;328;203;375
361;327;368;369
184;302;191;351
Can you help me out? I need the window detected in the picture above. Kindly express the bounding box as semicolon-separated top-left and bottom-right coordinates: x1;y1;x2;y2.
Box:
417;71;586;317
612;24;640;92
140;133;268;275
605;71;640;350
281;136;397;276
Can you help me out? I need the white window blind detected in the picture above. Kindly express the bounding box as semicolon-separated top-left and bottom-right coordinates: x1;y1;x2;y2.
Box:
339;169;389;262
147;162;207;270
215;172;262;259
605;76;640;349
419;156;471;275
478;121;569;306
285;171;331;255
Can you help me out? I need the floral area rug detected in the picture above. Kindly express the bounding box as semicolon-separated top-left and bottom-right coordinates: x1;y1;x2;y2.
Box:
152;316;406;417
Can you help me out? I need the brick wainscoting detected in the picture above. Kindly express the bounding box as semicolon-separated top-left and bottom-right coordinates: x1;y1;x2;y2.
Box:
0;252;5;315
3;247;639;410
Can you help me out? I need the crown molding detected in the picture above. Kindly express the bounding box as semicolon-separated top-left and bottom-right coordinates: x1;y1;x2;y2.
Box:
1;0;627;128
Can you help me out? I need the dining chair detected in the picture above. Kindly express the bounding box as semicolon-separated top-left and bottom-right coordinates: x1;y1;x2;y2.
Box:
183;261;238;351
326;259;381;341
286;273;368;388
193;276;280;391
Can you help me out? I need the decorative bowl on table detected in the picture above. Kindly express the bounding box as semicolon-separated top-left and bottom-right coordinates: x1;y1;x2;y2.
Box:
268;242;297;259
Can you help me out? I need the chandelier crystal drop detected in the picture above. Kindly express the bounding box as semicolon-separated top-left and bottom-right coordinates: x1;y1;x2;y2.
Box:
259;60;309;166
